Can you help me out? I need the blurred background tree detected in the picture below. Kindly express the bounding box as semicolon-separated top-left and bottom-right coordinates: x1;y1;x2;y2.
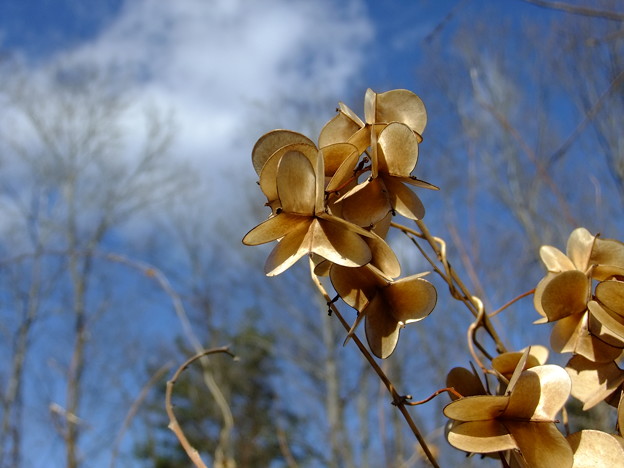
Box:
0;60;187;467
134;324;312;468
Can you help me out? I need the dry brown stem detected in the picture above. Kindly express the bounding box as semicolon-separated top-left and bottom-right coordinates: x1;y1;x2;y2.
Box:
393;220;508;356
489;289;535;318
405;387;464;406
165;347;237;468
310;263;440;468
105;253;237;466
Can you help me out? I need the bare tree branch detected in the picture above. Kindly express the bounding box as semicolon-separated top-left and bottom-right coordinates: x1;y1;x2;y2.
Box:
519;0;624;21
165;347;237;468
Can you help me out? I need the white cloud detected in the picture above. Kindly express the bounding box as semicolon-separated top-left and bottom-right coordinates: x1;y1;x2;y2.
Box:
0;3;374;464
0;0;374;251
61;0;373;173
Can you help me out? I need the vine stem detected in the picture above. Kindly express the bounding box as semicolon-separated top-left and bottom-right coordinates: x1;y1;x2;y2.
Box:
393;220;508;355
309;263;440;468
405;387;464;406
489;289;535;318
165;347;237;468
104;252;237;466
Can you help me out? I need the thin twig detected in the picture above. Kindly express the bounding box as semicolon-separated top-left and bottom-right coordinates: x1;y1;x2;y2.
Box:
166;347;237;468
391;222;450;284
104;252;237;465
518;0;624;21
395;222;495;361
499;451;513;468
405;387;464;406
417;220;507;354
467;296;489;374
489;289;535;318
309;264;440;468
326;165;371;195
0;248;238;465
393;221;508;355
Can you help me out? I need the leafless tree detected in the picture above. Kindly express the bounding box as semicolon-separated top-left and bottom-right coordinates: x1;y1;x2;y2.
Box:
0;59;188;467
409;0;624;453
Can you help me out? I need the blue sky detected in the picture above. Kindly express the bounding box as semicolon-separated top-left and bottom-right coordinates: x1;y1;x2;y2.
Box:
0;1;542;173
0;1;545;215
